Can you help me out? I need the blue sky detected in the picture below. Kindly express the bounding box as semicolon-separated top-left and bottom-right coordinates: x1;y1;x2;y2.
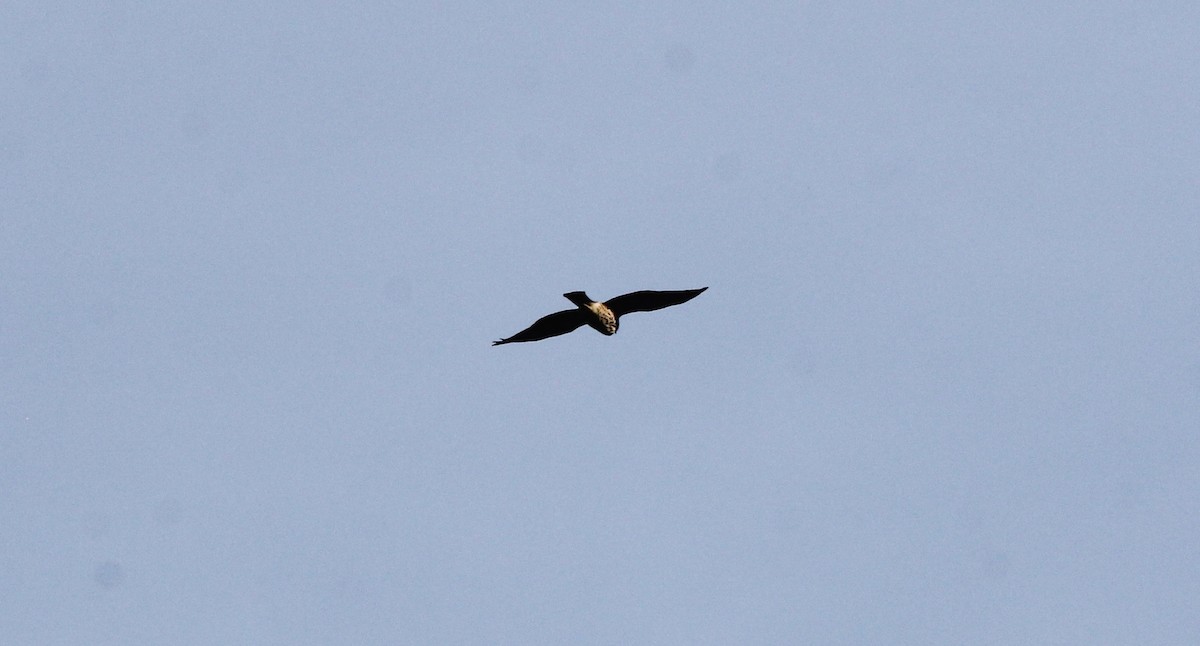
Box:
3;3;1198;644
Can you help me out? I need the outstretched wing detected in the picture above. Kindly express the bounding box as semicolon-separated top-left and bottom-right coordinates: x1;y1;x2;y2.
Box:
493;309;587;345
604;287;708;318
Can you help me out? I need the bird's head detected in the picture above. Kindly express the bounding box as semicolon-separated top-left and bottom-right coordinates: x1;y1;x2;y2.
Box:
562;291;594;307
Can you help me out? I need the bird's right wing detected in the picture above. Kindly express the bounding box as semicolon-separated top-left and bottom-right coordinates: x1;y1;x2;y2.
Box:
493;309;587;345
604;287;708;317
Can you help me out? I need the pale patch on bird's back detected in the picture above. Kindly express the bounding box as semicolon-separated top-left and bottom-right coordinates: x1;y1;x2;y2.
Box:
587;302;618;335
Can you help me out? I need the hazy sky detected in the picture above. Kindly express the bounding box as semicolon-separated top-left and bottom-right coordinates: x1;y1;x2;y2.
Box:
3;3;1198;644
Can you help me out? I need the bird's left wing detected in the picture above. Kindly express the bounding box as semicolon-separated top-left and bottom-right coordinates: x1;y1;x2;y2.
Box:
604;287;707;317
493;308;587;345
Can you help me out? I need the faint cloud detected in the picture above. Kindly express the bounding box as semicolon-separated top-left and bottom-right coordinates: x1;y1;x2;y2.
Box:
93;561;124;589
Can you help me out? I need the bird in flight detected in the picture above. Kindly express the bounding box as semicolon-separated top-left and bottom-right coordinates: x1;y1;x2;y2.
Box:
493;287;708;346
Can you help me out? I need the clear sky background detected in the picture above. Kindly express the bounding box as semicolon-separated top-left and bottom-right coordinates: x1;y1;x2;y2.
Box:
3;3;1198;644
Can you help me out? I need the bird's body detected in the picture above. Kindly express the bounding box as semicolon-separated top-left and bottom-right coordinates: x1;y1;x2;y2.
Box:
493;287;707;346
564;291;619;336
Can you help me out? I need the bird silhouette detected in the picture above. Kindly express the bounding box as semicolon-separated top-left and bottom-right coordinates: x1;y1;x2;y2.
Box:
493;287;708;346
